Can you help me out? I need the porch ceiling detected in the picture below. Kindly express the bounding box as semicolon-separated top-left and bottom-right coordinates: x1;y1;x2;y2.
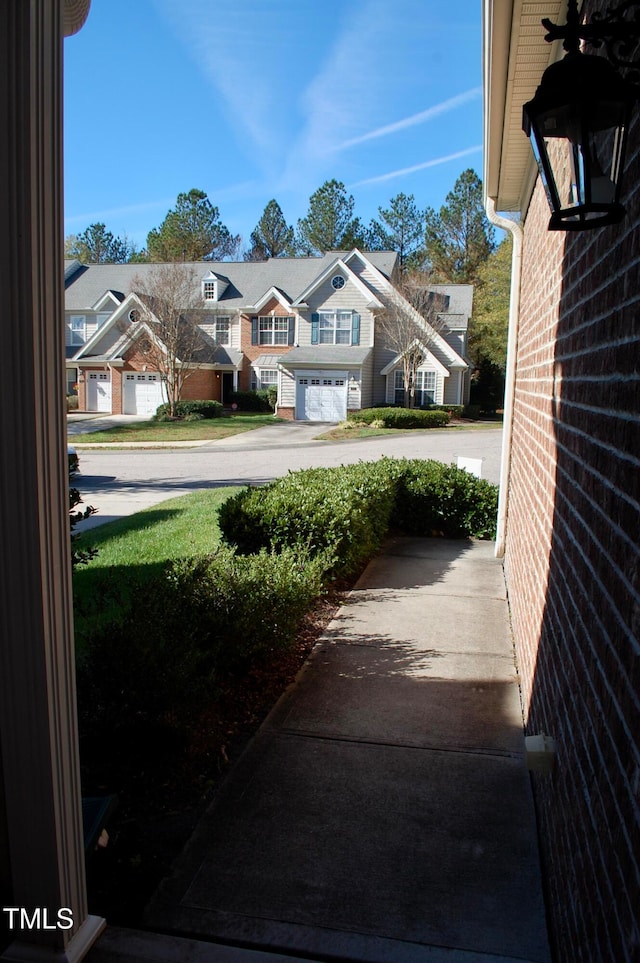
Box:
483;0;567;214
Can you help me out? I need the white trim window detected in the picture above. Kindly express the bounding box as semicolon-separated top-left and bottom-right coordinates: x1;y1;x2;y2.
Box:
214;317;230;345
252;368;278;390
70;315;86;345
394;368;437;406
203;279;217;301
318;310;351;345
259;316;290;346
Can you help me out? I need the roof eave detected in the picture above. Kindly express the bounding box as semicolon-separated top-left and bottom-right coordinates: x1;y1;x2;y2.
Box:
483;0;566;215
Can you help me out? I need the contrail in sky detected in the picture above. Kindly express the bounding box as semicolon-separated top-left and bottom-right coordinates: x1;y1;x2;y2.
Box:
351;145;483;187
338;87;482;150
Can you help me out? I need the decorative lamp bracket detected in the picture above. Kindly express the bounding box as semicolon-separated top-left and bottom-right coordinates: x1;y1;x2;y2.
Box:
542;0;640;87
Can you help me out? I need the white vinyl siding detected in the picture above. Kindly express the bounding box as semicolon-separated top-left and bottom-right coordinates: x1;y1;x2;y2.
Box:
302;275;375;348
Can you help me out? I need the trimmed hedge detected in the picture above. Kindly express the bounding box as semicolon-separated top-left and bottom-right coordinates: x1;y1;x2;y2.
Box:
390;459;499;540
76;460;498;741
76;546;326;732
218;460;399;578
153;399;223;420
229;389;275;412
219;457;499;572
421;404;464;417
348;407;451;429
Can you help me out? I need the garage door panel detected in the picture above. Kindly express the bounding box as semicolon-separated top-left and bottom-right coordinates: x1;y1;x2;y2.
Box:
87;372;112;413
296;374;347;422
124;373;165;415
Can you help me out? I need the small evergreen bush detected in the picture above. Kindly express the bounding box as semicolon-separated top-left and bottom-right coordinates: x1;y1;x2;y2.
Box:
390;459;499;539
349;407;451;429
421;404;465;417
219;461;398;578
219;458;498;572
229;390;273;412
76;545;326;734
153;400;223;420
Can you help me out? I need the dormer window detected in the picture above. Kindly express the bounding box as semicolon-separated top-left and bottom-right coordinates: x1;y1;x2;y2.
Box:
202;272;228;302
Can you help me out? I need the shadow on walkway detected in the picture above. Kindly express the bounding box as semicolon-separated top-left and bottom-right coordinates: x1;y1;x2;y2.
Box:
89;538;551;963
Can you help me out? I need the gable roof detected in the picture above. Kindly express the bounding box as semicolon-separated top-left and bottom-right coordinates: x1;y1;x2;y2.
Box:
291;253;384;309
64;252;399;314
380;341;451;377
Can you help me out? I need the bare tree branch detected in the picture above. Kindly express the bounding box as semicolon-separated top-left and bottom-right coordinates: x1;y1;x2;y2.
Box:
376;271;448;408
124;263;210;416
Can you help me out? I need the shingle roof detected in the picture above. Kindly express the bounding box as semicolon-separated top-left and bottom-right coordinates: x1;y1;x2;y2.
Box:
280;347;371;367
64;252;398;312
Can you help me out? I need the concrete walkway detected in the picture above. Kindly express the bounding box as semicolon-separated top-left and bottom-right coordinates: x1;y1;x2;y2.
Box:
88;538;550;963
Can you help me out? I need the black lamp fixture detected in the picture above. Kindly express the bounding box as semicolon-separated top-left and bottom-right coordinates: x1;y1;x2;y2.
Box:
523;0;640;230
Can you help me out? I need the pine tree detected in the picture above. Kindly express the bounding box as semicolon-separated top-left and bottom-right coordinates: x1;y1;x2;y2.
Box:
368;193;424;269
244;200;294;260
424;170;495;282
296;180;361;254
146;189;240;262
65;223;134;263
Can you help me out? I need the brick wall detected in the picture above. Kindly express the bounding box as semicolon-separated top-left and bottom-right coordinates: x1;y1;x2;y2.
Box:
505;28;640;960
180;368;220;403
239;302;294;390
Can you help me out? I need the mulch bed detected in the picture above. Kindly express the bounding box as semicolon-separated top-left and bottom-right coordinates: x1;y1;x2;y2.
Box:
81;593;344;926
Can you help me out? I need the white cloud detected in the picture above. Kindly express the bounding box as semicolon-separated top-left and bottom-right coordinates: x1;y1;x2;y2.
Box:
351;145;483;187
337;88;483;151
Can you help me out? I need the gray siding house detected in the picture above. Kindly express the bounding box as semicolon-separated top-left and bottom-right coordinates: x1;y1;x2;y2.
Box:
65;249;472;421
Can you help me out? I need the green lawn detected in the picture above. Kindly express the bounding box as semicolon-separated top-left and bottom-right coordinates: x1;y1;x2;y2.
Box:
70;413;280;444
73;488;236;647
316;419;503;441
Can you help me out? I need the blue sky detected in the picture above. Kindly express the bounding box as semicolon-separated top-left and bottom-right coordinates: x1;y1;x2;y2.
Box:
64;0;483;254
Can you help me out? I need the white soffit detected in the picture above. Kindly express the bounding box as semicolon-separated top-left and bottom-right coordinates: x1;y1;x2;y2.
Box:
484;0;567;213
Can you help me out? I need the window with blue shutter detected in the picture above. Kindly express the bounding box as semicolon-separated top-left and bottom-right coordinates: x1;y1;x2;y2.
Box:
351;313;361;346
311;313;319;345
251;316;258;345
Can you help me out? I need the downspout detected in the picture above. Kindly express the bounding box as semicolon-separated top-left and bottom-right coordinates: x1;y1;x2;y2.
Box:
484;197;523;558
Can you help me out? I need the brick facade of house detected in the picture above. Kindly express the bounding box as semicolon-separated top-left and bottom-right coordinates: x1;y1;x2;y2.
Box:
504;27;640;957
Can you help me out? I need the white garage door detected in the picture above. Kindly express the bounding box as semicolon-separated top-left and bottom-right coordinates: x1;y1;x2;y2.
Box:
296;375;347;422
124;373;165;416
86;372;112;413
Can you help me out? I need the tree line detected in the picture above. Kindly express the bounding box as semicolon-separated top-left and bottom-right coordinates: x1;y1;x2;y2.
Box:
65;170;494;281
65;169;511;405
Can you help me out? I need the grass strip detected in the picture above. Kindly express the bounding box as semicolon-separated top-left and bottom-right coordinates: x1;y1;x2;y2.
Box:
73;488;236;650
70;413;280;444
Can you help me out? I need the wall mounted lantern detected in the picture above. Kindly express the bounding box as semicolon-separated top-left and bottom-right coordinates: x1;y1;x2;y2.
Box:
523;0;640;230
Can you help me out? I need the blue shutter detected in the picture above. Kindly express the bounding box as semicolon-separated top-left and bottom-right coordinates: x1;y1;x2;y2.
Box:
288;316;295;345
311;313;319;345
251;316;258;345
351;313;361;346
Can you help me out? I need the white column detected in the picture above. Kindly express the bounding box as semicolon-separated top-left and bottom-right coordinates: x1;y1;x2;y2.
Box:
0;1;103;960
